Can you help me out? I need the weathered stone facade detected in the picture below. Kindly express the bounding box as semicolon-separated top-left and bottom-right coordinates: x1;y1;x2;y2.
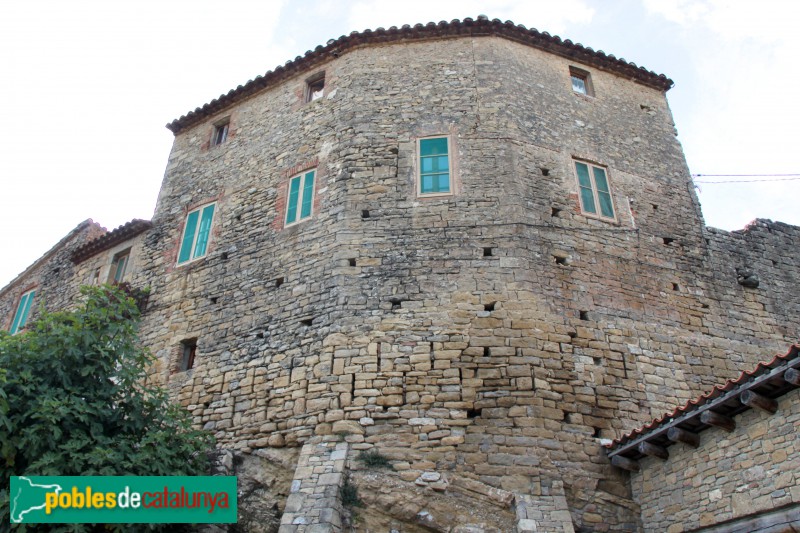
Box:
3;17;799;532
632;385;800;532
0;220;105;331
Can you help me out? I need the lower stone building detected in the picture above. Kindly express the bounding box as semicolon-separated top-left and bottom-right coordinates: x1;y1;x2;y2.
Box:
3;16;799;532
609;344;800;532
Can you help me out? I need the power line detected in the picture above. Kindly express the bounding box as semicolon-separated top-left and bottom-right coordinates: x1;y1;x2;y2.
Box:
692;173;800;184
692;173;800;177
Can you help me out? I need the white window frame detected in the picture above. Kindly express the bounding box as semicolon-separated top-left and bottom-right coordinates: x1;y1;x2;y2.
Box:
177;202;217;266
284;169;316;227
417;135;453;198
573;159;617;222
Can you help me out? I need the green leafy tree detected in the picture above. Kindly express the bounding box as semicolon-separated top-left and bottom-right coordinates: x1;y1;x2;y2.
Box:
0;285;214;532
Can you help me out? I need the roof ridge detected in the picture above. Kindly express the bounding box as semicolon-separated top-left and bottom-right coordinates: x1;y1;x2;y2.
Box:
71;219;153;264
166;16;673;134
0;219;101;298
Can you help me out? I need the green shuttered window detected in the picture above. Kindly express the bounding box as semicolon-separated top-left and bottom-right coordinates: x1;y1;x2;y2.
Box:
178;203;216;264
419;137;451;195
10;289;36;334
285;170;316;226
574;161;615;220
111;251;129;283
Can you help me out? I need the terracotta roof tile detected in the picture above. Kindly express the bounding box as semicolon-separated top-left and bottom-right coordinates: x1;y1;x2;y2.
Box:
71;219;153;264
607;343;800;451
0;219;102;298
166;16;673;134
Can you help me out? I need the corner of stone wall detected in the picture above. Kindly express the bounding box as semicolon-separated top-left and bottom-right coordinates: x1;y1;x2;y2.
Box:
205;445;300;533
515;478;576;533
279;436;349;533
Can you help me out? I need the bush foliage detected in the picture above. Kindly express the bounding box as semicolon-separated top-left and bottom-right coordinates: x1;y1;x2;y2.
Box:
0;285;213;531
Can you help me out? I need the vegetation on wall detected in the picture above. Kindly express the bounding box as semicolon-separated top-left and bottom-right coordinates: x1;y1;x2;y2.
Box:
0;285;213;531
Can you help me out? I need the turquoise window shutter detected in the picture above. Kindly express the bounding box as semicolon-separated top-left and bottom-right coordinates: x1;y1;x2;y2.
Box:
193;204;215;259
593;167;615;218
10;290;35;334
300;171;315;219
422;138;447;156
10;292;28;333
575;162;597;214
20;291;35;329
113;256;128;282
286;176;301;224
178;210;199;264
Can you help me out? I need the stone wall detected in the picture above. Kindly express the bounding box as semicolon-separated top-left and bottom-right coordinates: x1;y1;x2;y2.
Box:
4;26;800;532
279;437;348;532
72;232;150;289
128;34;800;530
0;220;104;331
631;388;800;532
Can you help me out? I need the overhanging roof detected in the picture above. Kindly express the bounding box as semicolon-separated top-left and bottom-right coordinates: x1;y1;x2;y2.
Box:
0;219;101;299
71;219;153;264
166;16;674;135
606;344;800;465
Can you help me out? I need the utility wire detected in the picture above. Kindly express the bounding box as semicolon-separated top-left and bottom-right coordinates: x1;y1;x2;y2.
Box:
693;173;800;177
692;173;800;184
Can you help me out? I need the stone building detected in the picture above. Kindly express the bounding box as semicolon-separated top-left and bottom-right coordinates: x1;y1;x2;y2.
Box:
609;344;800;532
2;16;799;532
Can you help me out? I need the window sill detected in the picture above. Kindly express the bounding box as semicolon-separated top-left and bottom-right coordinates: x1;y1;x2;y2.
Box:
176;255;209;269
284;217;313;229
418;192;454;199
580;212;619;224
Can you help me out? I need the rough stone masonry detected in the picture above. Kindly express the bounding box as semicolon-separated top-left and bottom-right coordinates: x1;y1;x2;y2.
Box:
2;17;798;532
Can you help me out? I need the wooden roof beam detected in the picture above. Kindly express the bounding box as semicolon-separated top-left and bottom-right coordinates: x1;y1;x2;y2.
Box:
606;356;800;459
611;455;640;472
667;427;700;448
700;410;736;432
638;441;669;460
740;390;778;414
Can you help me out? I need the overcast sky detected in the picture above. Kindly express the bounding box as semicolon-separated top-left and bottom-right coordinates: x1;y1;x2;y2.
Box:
1;0;798;288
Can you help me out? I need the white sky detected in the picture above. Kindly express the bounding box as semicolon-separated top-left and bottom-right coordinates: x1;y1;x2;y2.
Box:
1;0;798;288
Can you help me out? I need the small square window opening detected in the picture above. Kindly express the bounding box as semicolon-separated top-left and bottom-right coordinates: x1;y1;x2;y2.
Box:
212;120;229;146
574;160;616;220
306;73;325;102
570;67;594;96
285;169;316;226
180;339;197;371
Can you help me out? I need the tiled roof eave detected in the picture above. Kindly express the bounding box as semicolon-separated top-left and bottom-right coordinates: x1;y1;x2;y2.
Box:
71;219;153;264
0;219;99;299
166;17;673;135
606;344;800;462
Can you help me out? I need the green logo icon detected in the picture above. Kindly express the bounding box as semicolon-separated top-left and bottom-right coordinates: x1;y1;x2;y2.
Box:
10;477;64;523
